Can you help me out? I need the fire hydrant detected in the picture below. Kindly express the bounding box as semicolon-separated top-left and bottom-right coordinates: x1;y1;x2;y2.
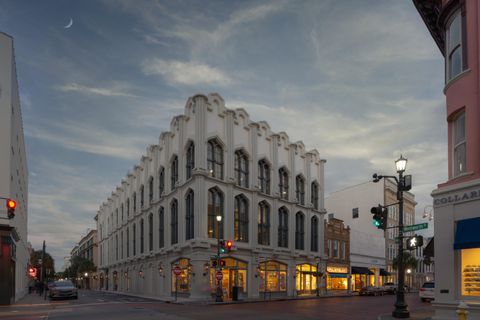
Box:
457;301;469;320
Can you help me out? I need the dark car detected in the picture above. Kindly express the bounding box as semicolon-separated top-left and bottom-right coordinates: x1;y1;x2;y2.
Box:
359;286;384;296
49;280;78;299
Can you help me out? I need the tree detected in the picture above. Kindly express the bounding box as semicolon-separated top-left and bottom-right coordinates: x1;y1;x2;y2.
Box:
392;251;418;271
30;250;55;280
64;256;96;279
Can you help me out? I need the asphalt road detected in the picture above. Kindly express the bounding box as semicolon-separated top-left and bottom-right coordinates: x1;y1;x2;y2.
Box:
0;290;433;320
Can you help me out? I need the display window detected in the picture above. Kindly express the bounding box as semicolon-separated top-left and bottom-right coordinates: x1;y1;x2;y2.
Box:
259;260;287;292
461;248;480;296
171;258;191;293
296;264;318;293
209;258;247;300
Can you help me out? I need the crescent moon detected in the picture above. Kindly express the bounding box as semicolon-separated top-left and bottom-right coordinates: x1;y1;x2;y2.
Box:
64;18;73;29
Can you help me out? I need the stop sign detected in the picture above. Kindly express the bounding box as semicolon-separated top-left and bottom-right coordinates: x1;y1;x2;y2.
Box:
215;271;223;280
173;265;182;276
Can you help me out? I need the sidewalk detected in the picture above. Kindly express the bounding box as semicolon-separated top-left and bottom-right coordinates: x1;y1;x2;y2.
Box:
377;308;434;320
13;291;50;306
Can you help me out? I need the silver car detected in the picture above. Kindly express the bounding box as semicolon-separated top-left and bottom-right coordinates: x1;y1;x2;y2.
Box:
419;282;434;301
49;280;78;299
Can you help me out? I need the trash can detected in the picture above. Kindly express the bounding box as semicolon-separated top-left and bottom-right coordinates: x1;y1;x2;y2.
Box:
232;286;239;301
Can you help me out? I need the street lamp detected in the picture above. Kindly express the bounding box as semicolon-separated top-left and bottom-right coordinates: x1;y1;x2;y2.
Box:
373;155;410;318
215;214;223;302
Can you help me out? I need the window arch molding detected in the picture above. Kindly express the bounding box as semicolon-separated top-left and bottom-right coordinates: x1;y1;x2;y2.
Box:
295;174;306;205
278;166;289;200
234;148;250;188
207;137;225;180
185;140;195;180
258;158;271;195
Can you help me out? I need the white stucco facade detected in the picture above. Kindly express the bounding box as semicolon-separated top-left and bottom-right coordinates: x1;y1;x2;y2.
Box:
0;32;29;304
96;93;327;300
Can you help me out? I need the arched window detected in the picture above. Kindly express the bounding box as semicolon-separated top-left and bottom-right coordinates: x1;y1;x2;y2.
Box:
115;234;118;261
148;176;154;203
234;195;249;242
186;142;195;180
171;156;178;190
171;199;178;245
446;11;463;80
279;167;289;200
121;203;124;221
133;223;136;256
126;198;130;217
159;167;165;197
158;207;164;248
235;150;249;188
120;231;124;260
208;188;224;239
148;213;153;252
278;207;288;248
126;227;130;258
140;185;145;208
295;175;305;205
185;190;194;240
140;218;145;254
133;192;137;213
311;182;319;210
258;159;270;194
115;209;119;227
295;212;305;250
311;216;319;252
207;139;223;179
258;201;270;245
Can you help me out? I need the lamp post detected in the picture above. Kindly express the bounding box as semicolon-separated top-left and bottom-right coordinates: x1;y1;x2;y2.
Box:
215;214;223;302
373;155;409;318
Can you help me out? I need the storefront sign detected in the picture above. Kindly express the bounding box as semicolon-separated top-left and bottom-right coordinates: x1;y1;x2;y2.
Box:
327;266;348;274
434;190;480;206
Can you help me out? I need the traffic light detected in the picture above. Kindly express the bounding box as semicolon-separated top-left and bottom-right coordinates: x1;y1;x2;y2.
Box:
219;240;226;254
28;266;37;278
370;204;387;230
6;199;16;219
406;235;424;250
225;240;233;252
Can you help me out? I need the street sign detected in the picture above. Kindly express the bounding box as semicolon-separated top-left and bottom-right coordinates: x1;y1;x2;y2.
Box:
173;265;182;276
402;223;428;232
215;271;223;281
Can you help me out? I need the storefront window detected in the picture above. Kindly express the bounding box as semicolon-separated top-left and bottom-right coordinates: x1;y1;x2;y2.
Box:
209;258;247;300
326;266;349;290
171;258;191;293
259;261;287;292
296;264;317;293
462;248;480;296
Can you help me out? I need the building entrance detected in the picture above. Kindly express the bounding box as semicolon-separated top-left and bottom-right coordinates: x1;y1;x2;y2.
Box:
209;258;247;300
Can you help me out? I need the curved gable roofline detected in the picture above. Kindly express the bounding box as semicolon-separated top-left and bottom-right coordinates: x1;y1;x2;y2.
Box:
234;108;250;119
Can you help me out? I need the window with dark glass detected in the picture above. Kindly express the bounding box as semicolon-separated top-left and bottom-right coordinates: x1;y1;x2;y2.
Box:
208;188;224;239
278;207;288;248
295;212;305;250
234;195;248;242
158;207;164;248
295;175;305;205
140;185;145;208
127;198;130;217
121;231;124;259
159;167;165;197
121;204;124;221
186;142;195;180
311;216;318;252
171;155;178;190
258;160;270;194
446;11;463;81
140;218;144;254
115;234;118;260
133;223;136;256
352;207;359;219
185;190;194;240
258;201;270;245
311;182;319;210
235;150;249;188
148;213;153;251
171;200;178;245
453;111;466;177
126;228;130;257
207;139;224;179
148;176;154;203
279;167;289;200
133;192;137;213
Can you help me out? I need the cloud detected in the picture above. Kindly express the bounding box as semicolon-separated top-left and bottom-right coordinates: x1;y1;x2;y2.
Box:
56;83;137;97
141;59;232;86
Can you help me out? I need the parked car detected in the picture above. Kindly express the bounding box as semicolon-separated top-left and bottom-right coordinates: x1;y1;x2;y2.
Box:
382;282;396;294
49;280;78;300
419;282;434;302
359;286;384;296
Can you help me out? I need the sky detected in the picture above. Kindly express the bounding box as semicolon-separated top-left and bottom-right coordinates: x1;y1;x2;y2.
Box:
0;0;445;270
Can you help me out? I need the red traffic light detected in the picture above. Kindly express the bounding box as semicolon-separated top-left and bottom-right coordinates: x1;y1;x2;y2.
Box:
28;267;37;278
7;199;16;209
226;240;233;248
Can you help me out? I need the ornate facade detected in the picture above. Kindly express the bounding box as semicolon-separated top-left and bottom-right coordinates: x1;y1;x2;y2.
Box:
95;93;327;300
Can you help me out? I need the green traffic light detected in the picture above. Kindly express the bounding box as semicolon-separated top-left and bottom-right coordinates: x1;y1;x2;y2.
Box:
220;248;226;254
373;220;381;227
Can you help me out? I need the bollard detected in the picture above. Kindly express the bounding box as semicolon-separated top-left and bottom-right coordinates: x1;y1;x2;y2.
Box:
456;301;469;320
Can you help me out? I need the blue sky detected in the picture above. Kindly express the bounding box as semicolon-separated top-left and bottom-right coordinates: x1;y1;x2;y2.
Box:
1;0;445;269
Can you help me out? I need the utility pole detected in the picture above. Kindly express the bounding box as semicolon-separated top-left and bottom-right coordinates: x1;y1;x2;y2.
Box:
40;240;45;282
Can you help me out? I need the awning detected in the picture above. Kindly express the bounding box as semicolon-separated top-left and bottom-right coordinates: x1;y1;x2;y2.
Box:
329;273;348;278
351;266;373;275
380;269;391;276
454;217;480;250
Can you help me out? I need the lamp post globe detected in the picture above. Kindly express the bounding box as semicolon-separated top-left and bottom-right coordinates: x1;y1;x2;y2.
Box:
395;155;407;173
216;215;222;222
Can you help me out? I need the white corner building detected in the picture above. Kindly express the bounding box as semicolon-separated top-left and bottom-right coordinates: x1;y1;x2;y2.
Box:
0;32;29;305
95;93;327;300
